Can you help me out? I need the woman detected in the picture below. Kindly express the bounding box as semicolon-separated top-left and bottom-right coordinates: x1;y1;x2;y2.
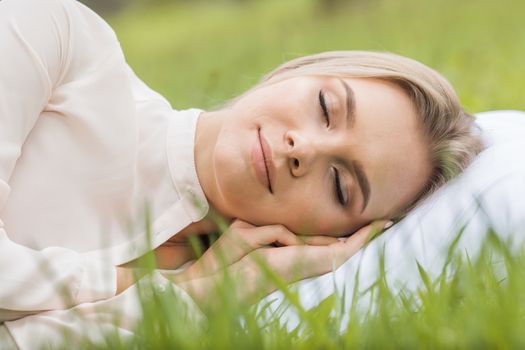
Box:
0;0;482;342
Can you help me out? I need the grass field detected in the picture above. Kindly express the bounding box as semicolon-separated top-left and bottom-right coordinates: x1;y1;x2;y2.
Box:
108;0;525;112
90;233;525;349
75;0;525;348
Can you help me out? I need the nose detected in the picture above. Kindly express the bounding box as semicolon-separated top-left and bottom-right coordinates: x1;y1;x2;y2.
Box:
284;130;317;177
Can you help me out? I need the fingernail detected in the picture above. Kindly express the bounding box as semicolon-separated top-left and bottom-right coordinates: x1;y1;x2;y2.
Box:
384;221;394;230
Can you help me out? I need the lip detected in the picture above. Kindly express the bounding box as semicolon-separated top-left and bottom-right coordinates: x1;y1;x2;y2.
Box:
251;128;275;193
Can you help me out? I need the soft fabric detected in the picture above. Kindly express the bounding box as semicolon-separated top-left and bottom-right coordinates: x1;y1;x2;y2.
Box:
0;0;207;324
0;325;17;350
262;110;525;328
3;271;204;350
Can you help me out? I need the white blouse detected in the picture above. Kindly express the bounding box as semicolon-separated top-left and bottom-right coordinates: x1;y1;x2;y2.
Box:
0;0;209;344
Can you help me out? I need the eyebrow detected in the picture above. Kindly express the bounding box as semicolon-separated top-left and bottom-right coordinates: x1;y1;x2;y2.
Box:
352;160;371;213
337;78;356;127
336;79;370;212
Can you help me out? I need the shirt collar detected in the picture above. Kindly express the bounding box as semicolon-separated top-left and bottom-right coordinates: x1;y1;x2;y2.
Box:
166;108;209;222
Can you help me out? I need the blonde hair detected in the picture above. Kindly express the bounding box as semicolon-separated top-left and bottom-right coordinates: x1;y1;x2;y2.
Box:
241;51;484;218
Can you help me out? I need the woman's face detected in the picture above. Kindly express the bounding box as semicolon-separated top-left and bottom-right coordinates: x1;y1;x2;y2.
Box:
199;75;432;236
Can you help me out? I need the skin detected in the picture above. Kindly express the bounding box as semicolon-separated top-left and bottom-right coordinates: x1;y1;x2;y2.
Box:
170;219;386;308
118;75;431;297
117;218;390;301
194;75;432;236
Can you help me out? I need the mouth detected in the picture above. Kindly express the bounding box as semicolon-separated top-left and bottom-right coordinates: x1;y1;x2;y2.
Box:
251;128;275;193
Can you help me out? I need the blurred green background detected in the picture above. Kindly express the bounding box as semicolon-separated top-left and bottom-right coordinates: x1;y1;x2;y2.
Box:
84;0;524;113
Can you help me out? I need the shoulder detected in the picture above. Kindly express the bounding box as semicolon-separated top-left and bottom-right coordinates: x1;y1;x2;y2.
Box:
0;0;120;53
2;0;119;41
1;0;124;87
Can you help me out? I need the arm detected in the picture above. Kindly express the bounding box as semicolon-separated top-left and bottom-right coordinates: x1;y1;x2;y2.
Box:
167;220;389;310
3;271;204;350
0;0;118;315
4;221;382;350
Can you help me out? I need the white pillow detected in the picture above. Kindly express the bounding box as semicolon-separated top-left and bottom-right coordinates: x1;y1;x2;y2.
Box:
262;110;525;326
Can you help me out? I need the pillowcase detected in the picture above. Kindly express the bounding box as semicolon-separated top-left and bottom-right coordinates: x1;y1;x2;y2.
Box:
262;110;525;326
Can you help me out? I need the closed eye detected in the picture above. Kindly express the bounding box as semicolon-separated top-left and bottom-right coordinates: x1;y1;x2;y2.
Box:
333;168;347;206
319;90;330;126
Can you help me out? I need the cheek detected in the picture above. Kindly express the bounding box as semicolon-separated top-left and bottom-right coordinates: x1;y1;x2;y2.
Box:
285;197;367;235
214;131;245;180
277;194;346;234
234;190;325;233
212;130;254;207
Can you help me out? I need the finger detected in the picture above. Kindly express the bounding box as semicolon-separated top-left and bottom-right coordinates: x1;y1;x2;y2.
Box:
339;220;392;244
250;224;304;248
242;245;335;282
299;235;340;246
227;222;394;300
336;226;370;258
187;224;303;278
229;219;255;230
331;220;392;262
362;219;393;242
224;224;303;253
251;222;391;281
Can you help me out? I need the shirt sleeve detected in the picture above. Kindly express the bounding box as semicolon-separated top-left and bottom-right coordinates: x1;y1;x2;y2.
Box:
0;0;117;314
3;272;206;350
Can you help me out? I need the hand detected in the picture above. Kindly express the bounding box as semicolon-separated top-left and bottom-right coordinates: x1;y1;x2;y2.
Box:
116;265;153;295
227;219;391;297
115;220;319;293
174;220;391;308
174;219;339;282
115;266;134;295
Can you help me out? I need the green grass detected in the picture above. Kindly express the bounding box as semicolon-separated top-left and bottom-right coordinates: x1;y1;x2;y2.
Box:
77;230;525;349
108;0;525;112
58;0;525;348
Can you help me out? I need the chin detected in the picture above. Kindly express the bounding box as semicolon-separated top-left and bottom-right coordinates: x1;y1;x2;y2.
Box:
211;161;253;220
211;125;271;223
215;187;273;226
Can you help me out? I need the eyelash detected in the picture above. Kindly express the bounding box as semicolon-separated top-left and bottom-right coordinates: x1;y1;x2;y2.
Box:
320;91;345;207
333;168;346;206
319;90;330;126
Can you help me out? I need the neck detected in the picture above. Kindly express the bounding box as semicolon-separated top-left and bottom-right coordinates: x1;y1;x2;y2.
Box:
194;109;233;224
